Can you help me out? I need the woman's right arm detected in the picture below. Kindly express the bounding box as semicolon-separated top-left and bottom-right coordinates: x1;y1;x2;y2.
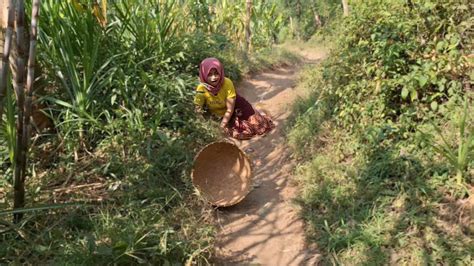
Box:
220;97;236;128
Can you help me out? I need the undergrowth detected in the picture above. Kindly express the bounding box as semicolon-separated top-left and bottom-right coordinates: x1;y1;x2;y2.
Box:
0;1;299;264
287;0;473;264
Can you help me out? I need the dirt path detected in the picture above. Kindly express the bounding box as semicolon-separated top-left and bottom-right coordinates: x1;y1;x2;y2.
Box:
214;48;327;265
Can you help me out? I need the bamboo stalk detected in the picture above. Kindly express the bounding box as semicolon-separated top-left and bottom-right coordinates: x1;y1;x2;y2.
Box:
21;0;41;219
23;0;41;162
0;0;15;121
13;0;27;223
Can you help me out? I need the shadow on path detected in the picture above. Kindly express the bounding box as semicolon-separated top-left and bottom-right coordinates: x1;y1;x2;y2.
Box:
213;64;322;265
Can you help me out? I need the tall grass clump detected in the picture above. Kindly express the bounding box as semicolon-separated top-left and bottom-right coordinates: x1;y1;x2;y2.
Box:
39;1;113;154
288;0;473;264
1;1;217;264
0;0;304;263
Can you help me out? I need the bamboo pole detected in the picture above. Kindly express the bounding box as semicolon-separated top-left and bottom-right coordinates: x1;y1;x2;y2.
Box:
13;0;26;223
0;0;15;121
21;0;41;220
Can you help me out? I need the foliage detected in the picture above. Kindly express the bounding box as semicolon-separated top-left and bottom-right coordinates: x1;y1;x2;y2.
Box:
0;77;15;189
0;0;299;263
0;123;218;264
0;76;15;167
287;0;473;263
280;0;341;40
39;1;112;151
325;0;471;131
176;0;285;51
294;132;473;264
419;100;474;184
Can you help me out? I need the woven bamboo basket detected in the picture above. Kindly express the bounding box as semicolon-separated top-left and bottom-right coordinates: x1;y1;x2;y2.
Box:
192;141;252;207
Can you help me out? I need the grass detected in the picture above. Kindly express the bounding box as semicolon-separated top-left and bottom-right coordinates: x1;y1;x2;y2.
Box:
221;45;302;79
0;40;300;264
0;118;219;264
286;2;473;262
297;140;472;264
1;0;305;263
288;66;474;265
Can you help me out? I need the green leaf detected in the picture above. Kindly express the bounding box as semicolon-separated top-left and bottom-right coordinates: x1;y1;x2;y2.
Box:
430;101;438;111
439;105;447;114
113;241;128;252
111;94;117;105
410;90;418;101
34;245;49;253
418;75;428;87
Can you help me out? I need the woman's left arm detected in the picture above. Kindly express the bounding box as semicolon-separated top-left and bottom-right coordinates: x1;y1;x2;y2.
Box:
220;97;236;128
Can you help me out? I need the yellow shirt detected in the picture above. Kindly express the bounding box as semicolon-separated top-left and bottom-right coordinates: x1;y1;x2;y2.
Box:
194;77;237;117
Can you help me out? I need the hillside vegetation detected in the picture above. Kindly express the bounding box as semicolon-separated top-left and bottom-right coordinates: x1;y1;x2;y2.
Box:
0;1;299;264
1;0;472;264
288;0;473;264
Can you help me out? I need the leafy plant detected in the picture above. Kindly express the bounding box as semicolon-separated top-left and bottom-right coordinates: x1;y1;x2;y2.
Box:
0;0;299;263
420;100;474;184
0;76;16;168
39;0;115;151
287;0;473;263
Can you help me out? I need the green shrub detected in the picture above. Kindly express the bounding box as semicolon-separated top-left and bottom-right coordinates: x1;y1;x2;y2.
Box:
288;0;473;263
322;0;471;131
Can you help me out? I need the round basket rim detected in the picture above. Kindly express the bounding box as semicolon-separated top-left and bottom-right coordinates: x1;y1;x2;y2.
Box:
191;140;253;207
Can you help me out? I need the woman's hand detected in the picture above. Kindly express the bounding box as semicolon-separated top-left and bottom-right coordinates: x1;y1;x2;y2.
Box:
220;121;227;128
220;124;230;136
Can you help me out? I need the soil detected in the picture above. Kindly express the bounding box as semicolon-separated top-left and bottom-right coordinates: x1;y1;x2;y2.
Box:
213;48;327;265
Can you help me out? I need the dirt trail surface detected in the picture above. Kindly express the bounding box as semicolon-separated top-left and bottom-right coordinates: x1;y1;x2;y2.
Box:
214;48;327;265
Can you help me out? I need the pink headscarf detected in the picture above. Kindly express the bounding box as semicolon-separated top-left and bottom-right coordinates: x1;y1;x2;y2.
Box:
199;58;225;95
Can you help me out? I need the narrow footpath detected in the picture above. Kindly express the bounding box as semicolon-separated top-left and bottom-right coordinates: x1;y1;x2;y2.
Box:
214;47;327;265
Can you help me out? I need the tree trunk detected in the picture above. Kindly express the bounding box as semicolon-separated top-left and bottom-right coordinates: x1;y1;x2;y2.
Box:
311;1;322;28
244;0;252;57
342;0;349;17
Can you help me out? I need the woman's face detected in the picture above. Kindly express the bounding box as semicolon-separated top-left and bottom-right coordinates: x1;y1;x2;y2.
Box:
207;68;220;86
